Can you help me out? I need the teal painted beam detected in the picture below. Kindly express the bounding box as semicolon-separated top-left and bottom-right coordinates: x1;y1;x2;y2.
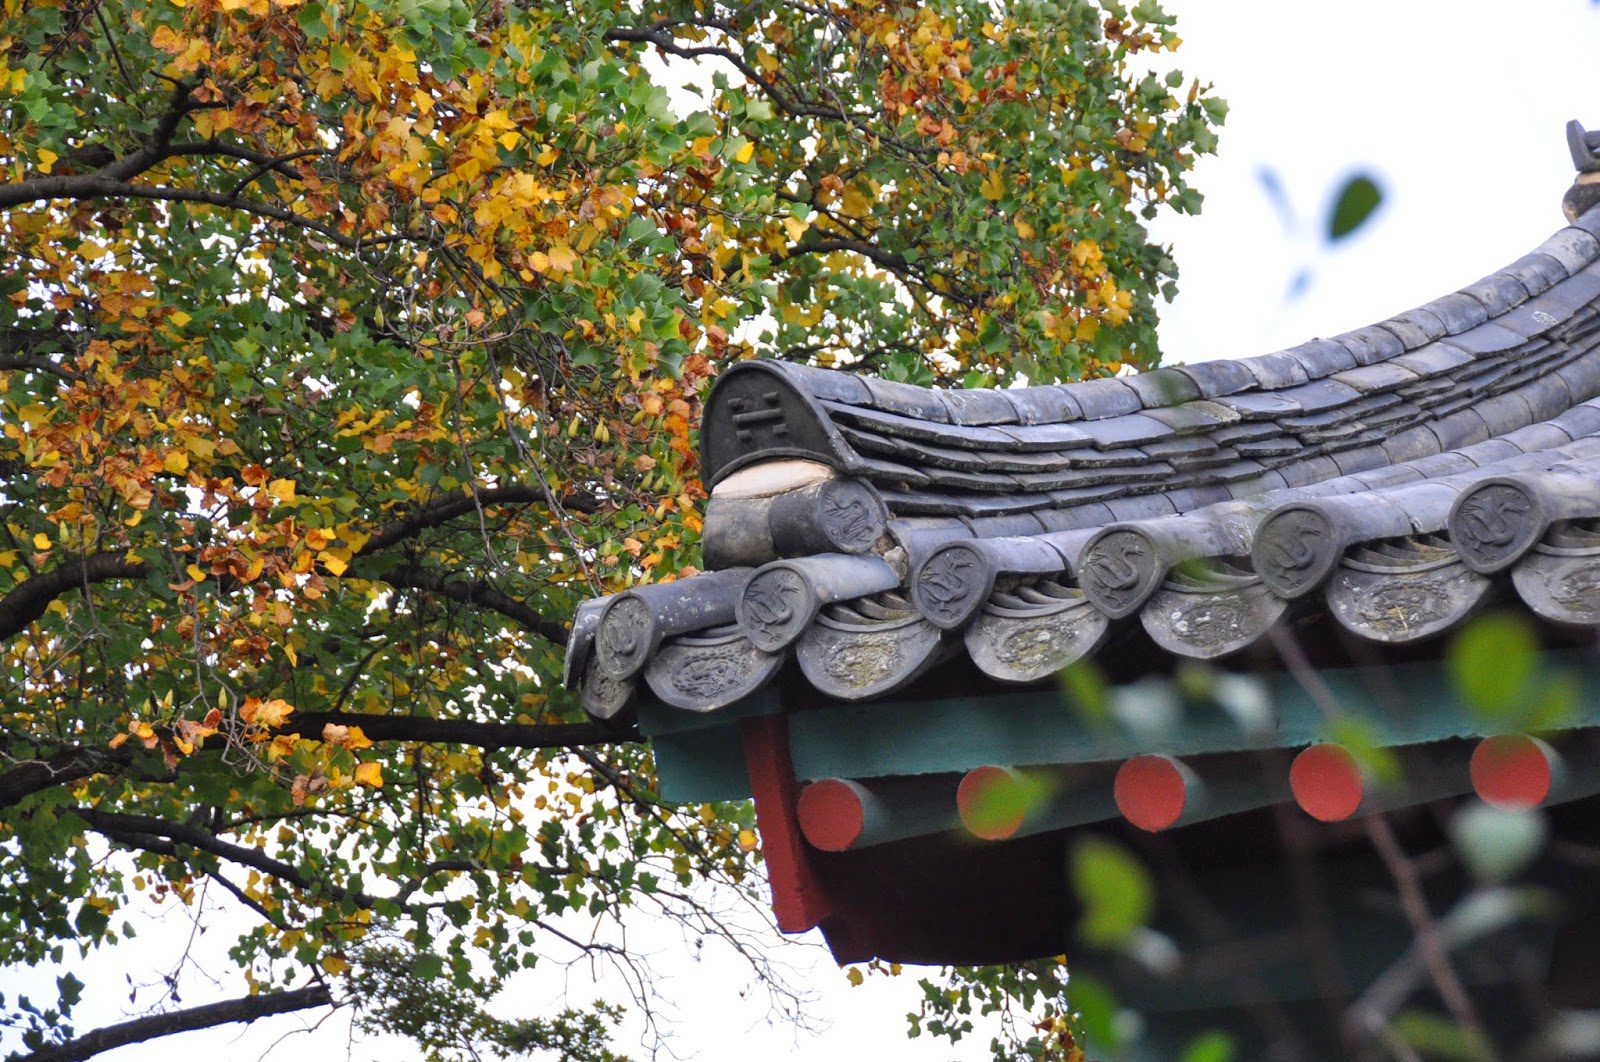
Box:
786;656;1597;782
642;653;1600;803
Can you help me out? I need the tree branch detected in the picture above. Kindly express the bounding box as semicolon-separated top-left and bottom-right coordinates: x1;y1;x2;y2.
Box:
380;563;570;646
19;984;332;1062
0;719;636;812
0;551;147;641
358;485;597;558
0;175;417;251
0;483;598;643
287;712;638;749
73;807;376;907
0;747;119;813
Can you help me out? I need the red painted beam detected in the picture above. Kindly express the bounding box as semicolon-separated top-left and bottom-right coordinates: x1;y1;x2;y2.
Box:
1470;734;1558;809
1114;754;1197;833
956;765;1032;841
796;776;959;852
1289;744;1367;823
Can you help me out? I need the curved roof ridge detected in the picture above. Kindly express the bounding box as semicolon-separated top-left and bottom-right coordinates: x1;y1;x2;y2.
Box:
701;209;1600;493
716;206;1600;426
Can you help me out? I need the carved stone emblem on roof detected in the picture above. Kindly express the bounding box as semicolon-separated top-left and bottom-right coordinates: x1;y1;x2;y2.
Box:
912;543;990;629
819;482;883;552
594;595;655;680
738;566;814;652
1254;507;1338;598
1451;482;1537;572
966;592;1109;683
644;628;784;711
580;660;634;719
1079;529;1162;619
1569;120;1600;174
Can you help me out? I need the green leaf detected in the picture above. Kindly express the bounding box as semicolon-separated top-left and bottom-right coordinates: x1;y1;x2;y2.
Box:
1327;174;1383;241
1451;803;1547;884
1181;1030;1237;1062
1058;661;1109;727
1070;837;1154;948
1448;612;1539;720
1391;1010;1495;1061
1326;716;1401;786
1065;974;1121;1050
296;3;329;39
962;769;1055;836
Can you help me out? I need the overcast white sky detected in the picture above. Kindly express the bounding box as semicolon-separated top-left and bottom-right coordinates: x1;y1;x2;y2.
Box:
12;2;1600;1060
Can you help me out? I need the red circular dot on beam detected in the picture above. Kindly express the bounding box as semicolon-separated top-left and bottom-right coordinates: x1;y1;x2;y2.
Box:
797;779;865;852
1471;735;1552;810
1114;755;1189;832
1290;744;1365;823
957;765;1026;841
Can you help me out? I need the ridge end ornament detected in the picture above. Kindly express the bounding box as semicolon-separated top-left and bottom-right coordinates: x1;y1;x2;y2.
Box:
593;593;659;680
912;542;996;629
737;564;820;652
1079;528;1163;619
1253;505;1339;598
1450;480;1540;573
817;479;888;553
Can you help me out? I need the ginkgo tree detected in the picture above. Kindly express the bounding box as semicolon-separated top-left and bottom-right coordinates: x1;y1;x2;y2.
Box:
0;0;1221;1057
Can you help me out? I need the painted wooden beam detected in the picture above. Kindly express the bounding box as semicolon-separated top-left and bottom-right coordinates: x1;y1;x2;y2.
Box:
795;776;961;852
955;764;1118;841
1470;734;1558;809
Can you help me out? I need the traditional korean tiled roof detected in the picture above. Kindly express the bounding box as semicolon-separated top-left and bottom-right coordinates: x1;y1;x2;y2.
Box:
568;204;1600;717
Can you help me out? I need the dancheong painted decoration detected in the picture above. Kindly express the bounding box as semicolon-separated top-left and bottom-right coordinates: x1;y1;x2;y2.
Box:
563;123;1600;1029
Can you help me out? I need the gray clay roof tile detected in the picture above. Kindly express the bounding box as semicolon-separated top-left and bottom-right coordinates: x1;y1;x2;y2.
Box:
575;206;1600;715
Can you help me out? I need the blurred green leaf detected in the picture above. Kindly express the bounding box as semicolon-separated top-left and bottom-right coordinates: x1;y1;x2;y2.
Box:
1326;716;1401;786
1526;671;1578;733
1181;1030;1237;1062
1174;660;1216;702
1449;613;1540;721
1065;974;1122;1050
1327;174;1383;241
1391;1009;1495;1061
1070;837;1154;948
1059;662;1110;727
1109;678;1182;741
963;770;1055;837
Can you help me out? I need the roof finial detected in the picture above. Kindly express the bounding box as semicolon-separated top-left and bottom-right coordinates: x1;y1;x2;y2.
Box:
1563;120;1600;221
1568;120;1600;172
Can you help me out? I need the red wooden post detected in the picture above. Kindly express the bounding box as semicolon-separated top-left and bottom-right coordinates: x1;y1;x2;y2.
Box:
739;715;834;933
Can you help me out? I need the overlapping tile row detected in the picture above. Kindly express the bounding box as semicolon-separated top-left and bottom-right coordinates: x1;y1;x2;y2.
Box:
567;209;1600;718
